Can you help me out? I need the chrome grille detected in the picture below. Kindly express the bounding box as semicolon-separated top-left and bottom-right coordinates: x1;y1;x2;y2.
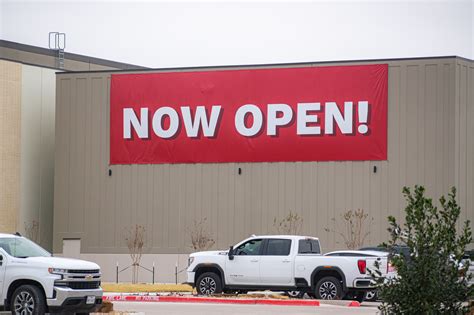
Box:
67;281;101;290
54;269;102;290
67;269;100;274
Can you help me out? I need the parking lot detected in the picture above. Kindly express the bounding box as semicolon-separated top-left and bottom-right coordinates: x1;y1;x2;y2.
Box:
113;301;381;315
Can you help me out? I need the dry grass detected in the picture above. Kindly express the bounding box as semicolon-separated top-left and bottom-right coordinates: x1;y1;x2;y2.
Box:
102;283;288;300
102;283;193;293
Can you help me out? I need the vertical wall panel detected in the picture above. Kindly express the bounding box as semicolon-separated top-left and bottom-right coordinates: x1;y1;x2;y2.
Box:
469;66;474;227
459;65;468;223
455;60;474;227
53;77;71;248
100;77;115;248
406;65;419;188
468;66;474;227
84;77;101;248
0;60;21;234
39;68;56;249
20;65;56;250
68;78;84;233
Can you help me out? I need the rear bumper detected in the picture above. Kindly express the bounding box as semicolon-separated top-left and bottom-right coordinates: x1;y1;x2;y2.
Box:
47;286;103;313
352;278;376;289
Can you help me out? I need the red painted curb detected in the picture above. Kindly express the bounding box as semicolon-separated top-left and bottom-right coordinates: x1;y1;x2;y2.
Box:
348;301;361;307
104;295;320;306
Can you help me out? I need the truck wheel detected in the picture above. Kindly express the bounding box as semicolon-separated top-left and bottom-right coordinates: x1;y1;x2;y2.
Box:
286;290;305;298
353;291;365;303
315;276;343;300
11;284;46;315
196;272;223;295
364;290;377;301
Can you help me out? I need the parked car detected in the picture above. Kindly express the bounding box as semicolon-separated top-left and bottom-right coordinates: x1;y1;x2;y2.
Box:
186;235;391;302
462;250;474;287
0;233;103;314
359;246;474;300
360;245;410;260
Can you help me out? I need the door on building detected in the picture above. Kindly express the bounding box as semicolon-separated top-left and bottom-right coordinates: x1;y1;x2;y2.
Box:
225;239;263;285
259;238;294;285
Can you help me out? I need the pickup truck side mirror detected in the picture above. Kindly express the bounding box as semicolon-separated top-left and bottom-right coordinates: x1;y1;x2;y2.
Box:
228;246;234;260
0;255;3;266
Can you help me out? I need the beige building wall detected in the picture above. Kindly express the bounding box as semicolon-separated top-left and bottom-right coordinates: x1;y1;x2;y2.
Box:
19;65;56;250
0;40;145;251
0;60;21;233
0;41;145;251
0;61;56;249
53;57;474;282
454;59;474;228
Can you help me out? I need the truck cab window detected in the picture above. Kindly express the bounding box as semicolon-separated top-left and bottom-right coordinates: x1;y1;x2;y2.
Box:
265;239;291;256
234;239;263;256
298;239;321;254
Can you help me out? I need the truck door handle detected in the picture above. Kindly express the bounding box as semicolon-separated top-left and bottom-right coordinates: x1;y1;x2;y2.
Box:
250;259;259;262
282;260;291;263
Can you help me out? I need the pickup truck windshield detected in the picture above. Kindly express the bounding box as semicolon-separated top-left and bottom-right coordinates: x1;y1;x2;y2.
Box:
0;238;51;258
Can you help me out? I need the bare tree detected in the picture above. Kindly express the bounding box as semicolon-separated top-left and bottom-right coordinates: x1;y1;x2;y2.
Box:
189;217;215;251
24;220;39;243
124;224;146;284
273;211;303;235
324;209;373;250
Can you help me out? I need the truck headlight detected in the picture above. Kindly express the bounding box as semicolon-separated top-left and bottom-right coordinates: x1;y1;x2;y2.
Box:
188;257;194;267
48;268;68;275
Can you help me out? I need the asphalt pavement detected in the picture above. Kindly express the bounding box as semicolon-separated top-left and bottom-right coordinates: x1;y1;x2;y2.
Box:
112;301;381;315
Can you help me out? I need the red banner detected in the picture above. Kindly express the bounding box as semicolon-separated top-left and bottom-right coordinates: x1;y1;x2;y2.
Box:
110;64;387;164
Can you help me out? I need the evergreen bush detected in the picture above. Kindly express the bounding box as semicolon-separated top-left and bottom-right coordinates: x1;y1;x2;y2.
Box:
374;186;473;314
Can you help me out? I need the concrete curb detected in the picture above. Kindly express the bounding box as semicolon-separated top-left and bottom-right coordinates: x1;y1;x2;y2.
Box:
104;295;320;306
317;299;361;307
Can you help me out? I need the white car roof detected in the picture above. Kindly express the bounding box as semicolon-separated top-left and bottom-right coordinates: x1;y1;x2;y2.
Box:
0;233;20;239
248;235;319;240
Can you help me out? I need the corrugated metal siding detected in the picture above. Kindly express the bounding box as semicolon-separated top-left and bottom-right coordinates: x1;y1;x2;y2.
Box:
53;58;472;254
455;60;474;228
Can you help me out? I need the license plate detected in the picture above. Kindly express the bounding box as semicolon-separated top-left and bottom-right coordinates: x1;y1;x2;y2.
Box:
86;296;96;304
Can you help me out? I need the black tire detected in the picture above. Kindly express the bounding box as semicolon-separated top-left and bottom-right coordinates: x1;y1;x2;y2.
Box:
286;290;305;298
364;290;377;302
11;284;46;315
76;313;90;315
354;292;365;303
196;272;223;295
314;276;343;300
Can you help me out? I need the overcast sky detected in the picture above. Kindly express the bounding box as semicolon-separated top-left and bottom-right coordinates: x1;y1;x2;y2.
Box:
1;0;473;68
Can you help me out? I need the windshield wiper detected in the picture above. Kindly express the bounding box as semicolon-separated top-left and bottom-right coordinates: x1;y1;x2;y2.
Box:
16;256;29;258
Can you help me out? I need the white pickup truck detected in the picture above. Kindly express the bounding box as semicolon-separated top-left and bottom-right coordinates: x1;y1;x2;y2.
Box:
186;235;389;301
0;233;103;314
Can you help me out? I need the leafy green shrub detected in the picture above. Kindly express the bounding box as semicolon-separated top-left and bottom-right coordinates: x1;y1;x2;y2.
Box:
374;186;473;314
